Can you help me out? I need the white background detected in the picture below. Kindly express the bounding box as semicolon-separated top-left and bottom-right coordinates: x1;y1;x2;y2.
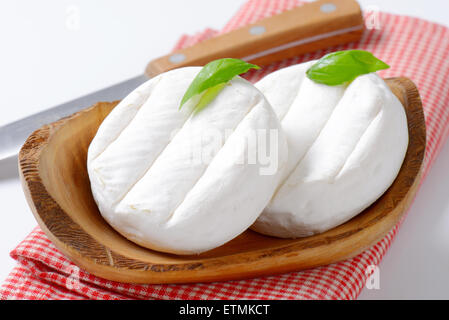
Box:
0;0;448;299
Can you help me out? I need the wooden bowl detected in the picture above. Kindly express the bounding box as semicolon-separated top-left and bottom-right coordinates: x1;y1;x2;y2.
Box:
19;77;426;284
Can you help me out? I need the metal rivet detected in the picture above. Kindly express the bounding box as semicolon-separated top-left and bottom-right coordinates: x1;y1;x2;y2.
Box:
320;3;337;13
169;53;186;64
249;25;266;35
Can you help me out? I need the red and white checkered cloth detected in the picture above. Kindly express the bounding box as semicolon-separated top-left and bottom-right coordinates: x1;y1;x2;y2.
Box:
2;0;449;300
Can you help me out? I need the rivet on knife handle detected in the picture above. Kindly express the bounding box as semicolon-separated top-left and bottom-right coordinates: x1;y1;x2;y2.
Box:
145;0;364;77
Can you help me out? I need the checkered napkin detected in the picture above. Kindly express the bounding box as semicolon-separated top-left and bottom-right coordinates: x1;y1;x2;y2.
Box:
2;0;449;300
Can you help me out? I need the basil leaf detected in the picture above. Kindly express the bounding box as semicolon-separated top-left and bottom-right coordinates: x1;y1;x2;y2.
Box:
306;50;390;86
193;82;227;114
180;58;260;111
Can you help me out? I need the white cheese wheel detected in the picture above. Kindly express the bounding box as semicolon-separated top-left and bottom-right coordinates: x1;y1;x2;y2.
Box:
252;62;409;238
87;67;288;254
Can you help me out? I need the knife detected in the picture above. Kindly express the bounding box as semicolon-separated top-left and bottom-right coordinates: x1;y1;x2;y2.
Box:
0;0;363;161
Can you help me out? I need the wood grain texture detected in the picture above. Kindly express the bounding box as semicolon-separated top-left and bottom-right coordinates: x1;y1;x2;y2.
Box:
19;77;426;284
145;0;364;77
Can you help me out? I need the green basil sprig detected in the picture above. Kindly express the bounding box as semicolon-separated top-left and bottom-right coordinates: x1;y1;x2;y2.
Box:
306;50;390;86
180;58;260;112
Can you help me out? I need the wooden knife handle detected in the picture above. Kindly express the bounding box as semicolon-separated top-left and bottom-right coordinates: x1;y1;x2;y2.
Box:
145;0;364;77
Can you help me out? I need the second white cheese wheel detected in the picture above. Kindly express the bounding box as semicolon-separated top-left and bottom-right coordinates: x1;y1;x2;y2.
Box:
253;62;409;238
87;67;288;254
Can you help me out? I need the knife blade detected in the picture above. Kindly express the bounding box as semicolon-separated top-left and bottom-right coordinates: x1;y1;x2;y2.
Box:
0;75;147;161
0;0;364;162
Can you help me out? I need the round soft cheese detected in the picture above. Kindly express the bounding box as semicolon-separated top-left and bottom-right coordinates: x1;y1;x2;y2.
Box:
87;67;288;254
252;62;409;238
